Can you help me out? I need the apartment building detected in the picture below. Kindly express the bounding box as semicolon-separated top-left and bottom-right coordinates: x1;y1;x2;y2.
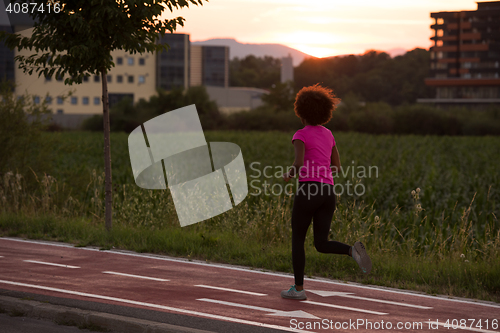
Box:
420;1;500;106
0;29;230;117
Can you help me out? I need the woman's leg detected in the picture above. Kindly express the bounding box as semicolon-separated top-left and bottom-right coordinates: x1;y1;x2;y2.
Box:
312;185;351;255
291;183;323;287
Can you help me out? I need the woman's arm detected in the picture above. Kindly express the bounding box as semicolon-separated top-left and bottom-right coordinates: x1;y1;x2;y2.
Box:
331;145;341;174
283;139;305;182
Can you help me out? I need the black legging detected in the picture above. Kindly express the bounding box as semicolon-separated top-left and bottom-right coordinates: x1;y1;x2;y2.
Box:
291;181;351;286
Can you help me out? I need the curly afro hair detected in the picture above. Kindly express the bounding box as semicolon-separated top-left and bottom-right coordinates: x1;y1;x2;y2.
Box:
294;84;340;126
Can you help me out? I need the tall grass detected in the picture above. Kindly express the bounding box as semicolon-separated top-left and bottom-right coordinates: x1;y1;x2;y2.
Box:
1;160;498;261
1;131;499;301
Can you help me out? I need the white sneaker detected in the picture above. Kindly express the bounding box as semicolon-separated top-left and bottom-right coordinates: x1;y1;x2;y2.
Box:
352;241;372;274
280;285;307;300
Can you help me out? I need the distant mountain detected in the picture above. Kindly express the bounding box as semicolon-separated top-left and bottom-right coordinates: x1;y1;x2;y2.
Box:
192;38;408;66
192;38;311;66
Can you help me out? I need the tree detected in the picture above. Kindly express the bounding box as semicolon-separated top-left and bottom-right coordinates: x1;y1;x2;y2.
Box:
294;48;433;105
230;55;281;89
261;81;295;112
0;0;206;231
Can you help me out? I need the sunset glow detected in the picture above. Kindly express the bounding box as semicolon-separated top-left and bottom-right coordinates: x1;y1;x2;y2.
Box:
291;45;341;59
167;0;480;59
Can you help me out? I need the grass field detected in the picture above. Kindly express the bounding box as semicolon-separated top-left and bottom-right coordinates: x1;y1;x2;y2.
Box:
1;131;499;302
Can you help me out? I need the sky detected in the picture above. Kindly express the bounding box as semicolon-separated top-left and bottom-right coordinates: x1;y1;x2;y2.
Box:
165;0;480;58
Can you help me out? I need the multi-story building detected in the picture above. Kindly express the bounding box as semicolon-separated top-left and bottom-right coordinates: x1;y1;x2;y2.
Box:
0;30;230;121
14;46;156;115
420;1;500;107
190;45;229;88
201;45;229;87
156;33;190;91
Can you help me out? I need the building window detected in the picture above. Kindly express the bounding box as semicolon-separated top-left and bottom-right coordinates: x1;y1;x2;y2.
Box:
56;75;63;82
128;57;134;65
107;75;112;83
82;97;89;105
128;75;134;83
83;75;89;82
94;97;100;105
139;58;145;65
117;57;123;65
71;97;78;105
57;109;64;114
94;75;100;83
45;76;51;82
34;96;40;104
138;75;145;84
57;96;64;105
45;96;52;104
117;75;123;83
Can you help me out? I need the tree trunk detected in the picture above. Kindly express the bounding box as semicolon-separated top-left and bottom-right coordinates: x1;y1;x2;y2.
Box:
101;69;112;231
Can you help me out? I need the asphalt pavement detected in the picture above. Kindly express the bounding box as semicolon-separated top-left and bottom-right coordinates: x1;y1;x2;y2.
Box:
1;237;499;333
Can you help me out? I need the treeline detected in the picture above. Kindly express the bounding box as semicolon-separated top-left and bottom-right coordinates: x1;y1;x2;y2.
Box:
230;55;281;89
81;86;500;136
295;48;434;105
223;102;500;136
230;48;434;105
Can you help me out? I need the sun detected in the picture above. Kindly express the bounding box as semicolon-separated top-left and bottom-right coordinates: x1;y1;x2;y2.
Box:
272;31;346;58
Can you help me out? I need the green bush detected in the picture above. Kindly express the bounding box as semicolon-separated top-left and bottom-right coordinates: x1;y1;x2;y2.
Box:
223;106;302;131
393;104;462;136
81;85;500;136
82;86;223;133
0;82;54;181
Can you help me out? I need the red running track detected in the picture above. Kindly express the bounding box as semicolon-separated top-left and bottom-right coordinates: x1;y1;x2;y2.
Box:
0;238;499;333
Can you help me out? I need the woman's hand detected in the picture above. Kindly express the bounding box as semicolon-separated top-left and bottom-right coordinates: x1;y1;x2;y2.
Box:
283;172;292;182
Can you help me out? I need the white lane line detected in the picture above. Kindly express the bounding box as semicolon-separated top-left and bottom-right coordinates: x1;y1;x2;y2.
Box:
194;284;266;296
4;238;500;310
425;321;500;333
308;290;432;309
0;256;4;258
197;298;319;319
302;300;388;315
341;294;433;309
198;298;277;313
102;271;169;282
0;279;313;333
23;260;80;269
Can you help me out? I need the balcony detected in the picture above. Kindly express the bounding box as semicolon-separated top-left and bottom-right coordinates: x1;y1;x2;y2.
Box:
425;78;500;86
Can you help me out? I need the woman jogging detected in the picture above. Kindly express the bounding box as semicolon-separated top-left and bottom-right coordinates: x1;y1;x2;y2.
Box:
281;84;371;300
